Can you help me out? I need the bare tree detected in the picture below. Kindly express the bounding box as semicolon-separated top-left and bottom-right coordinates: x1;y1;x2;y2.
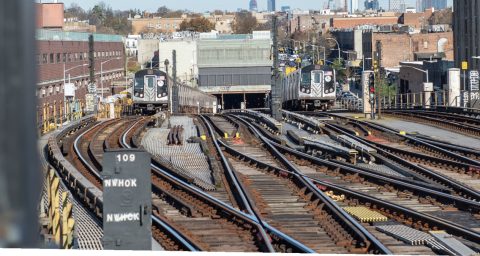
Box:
429;7;452;25
232;11;258;34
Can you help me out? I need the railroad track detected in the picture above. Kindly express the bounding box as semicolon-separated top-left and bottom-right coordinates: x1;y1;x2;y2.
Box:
119;116;313;253
84;117;272;252
206;115;393;254
382;110;480;137
206;116;355;253
60;117;200;251
301;112;480;200
328;119;480;192
225;112;480;254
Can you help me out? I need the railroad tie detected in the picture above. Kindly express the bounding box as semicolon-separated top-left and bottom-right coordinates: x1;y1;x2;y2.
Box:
342;206;388;223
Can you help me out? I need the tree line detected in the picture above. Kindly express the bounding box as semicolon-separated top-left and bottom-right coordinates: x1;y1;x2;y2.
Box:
64;3;276;35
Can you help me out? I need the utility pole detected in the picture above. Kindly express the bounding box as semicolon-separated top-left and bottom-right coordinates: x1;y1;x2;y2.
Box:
88;34;97;112
172;50;178;114
375;40;382;119
271;15;282;121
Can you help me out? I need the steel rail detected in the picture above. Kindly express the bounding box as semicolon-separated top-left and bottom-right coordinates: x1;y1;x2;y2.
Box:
322;122;480;202
216;130;480;246
231;115;391;254
72;119;200;252
122;118;314;253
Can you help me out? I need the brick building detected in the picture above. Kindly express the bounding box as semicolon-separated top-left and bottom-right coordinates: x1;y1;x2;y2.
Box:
331;15;399;29
289;14;337;34
37;29;125;125
398;8;433;29
131;16;187;34
363;31;453;68
36;2;64;29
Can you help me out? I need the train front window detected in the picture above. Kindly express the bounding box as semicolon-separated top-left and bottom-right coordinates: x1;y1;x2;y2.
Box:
301;73;311;85
134;78;143;88
313;72;321;83
145;76;155;88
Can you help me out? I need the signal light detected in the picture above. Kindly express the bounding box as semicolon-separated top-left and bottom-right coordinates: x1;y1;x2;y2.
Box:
368;73;375;94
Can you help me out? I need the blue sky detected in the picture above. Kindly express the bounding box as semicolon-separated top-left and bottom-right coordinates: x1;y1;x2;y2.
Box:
55;0;453;12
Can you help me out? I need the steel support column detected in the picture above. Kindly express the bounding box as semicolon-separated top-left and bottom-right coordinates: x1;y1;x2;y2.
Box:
0;0;40;247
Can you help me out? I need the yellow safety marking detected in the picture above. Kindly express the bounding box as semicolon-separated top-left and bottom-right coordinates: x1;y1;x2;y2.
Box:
399;131;406;135
355;132;359;136
235;132;240;139
429;230;447;235
200;135;207;141
343;206;388;223
61;191;74;249
367;131;372;135
224;132;229;139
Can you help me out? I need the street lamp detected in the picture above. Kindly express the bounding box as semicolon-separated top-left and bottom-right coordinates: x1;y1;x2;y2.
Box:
326;37;341;62
100;57;121;100
63;63;88;121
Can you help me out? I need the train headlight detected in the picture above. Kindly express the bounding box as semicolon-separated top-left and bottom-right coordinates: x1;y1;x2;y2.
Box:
140;94;144;98
325;76;332;83
157;93;162;98
306;89;311;94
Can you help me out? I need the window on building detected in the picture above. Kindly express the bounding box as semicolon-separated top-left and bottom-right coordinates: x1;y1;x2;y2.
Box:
56;53;61;63
42;54;48;64
63;53;67;62
74;53;78;61
49;53;54;64
79;53;83;61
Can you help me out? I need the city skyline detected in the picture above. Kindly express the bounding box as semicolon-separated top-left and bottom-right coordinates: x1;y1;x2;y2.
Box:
56;0;453;12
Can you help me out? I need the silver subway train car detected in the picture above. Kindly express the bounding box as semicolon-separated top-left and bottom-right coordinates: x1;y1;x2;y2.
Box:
132;68;217;114
132;69;168;113
283;65;336;111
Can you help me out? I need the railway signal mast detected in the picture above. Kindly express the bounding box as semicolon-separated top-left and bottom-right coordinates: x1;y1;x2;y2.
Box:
374;40;383;119
368;72;376;119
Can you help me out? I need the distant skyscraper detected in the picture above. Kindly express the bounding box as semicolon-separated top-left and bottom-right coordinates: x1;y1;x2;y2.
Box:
389;0;405;12
364;0;379;10
281;6;291;12
416;0;423;11
422;0;447;10
267;0;276;12
350;0;359;13
334;0;342;10
249;0;258;11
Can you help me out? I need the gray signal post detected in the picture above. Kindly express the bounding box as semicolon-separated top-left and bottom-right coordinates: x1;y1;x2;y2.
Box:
102;150;151;250
271;15;282;121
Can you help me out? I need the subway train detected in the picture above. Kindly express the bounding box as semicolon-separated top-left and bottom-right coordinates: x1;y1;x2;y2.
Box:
132;68;217;114
132;69;168;113
282;64;337;111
